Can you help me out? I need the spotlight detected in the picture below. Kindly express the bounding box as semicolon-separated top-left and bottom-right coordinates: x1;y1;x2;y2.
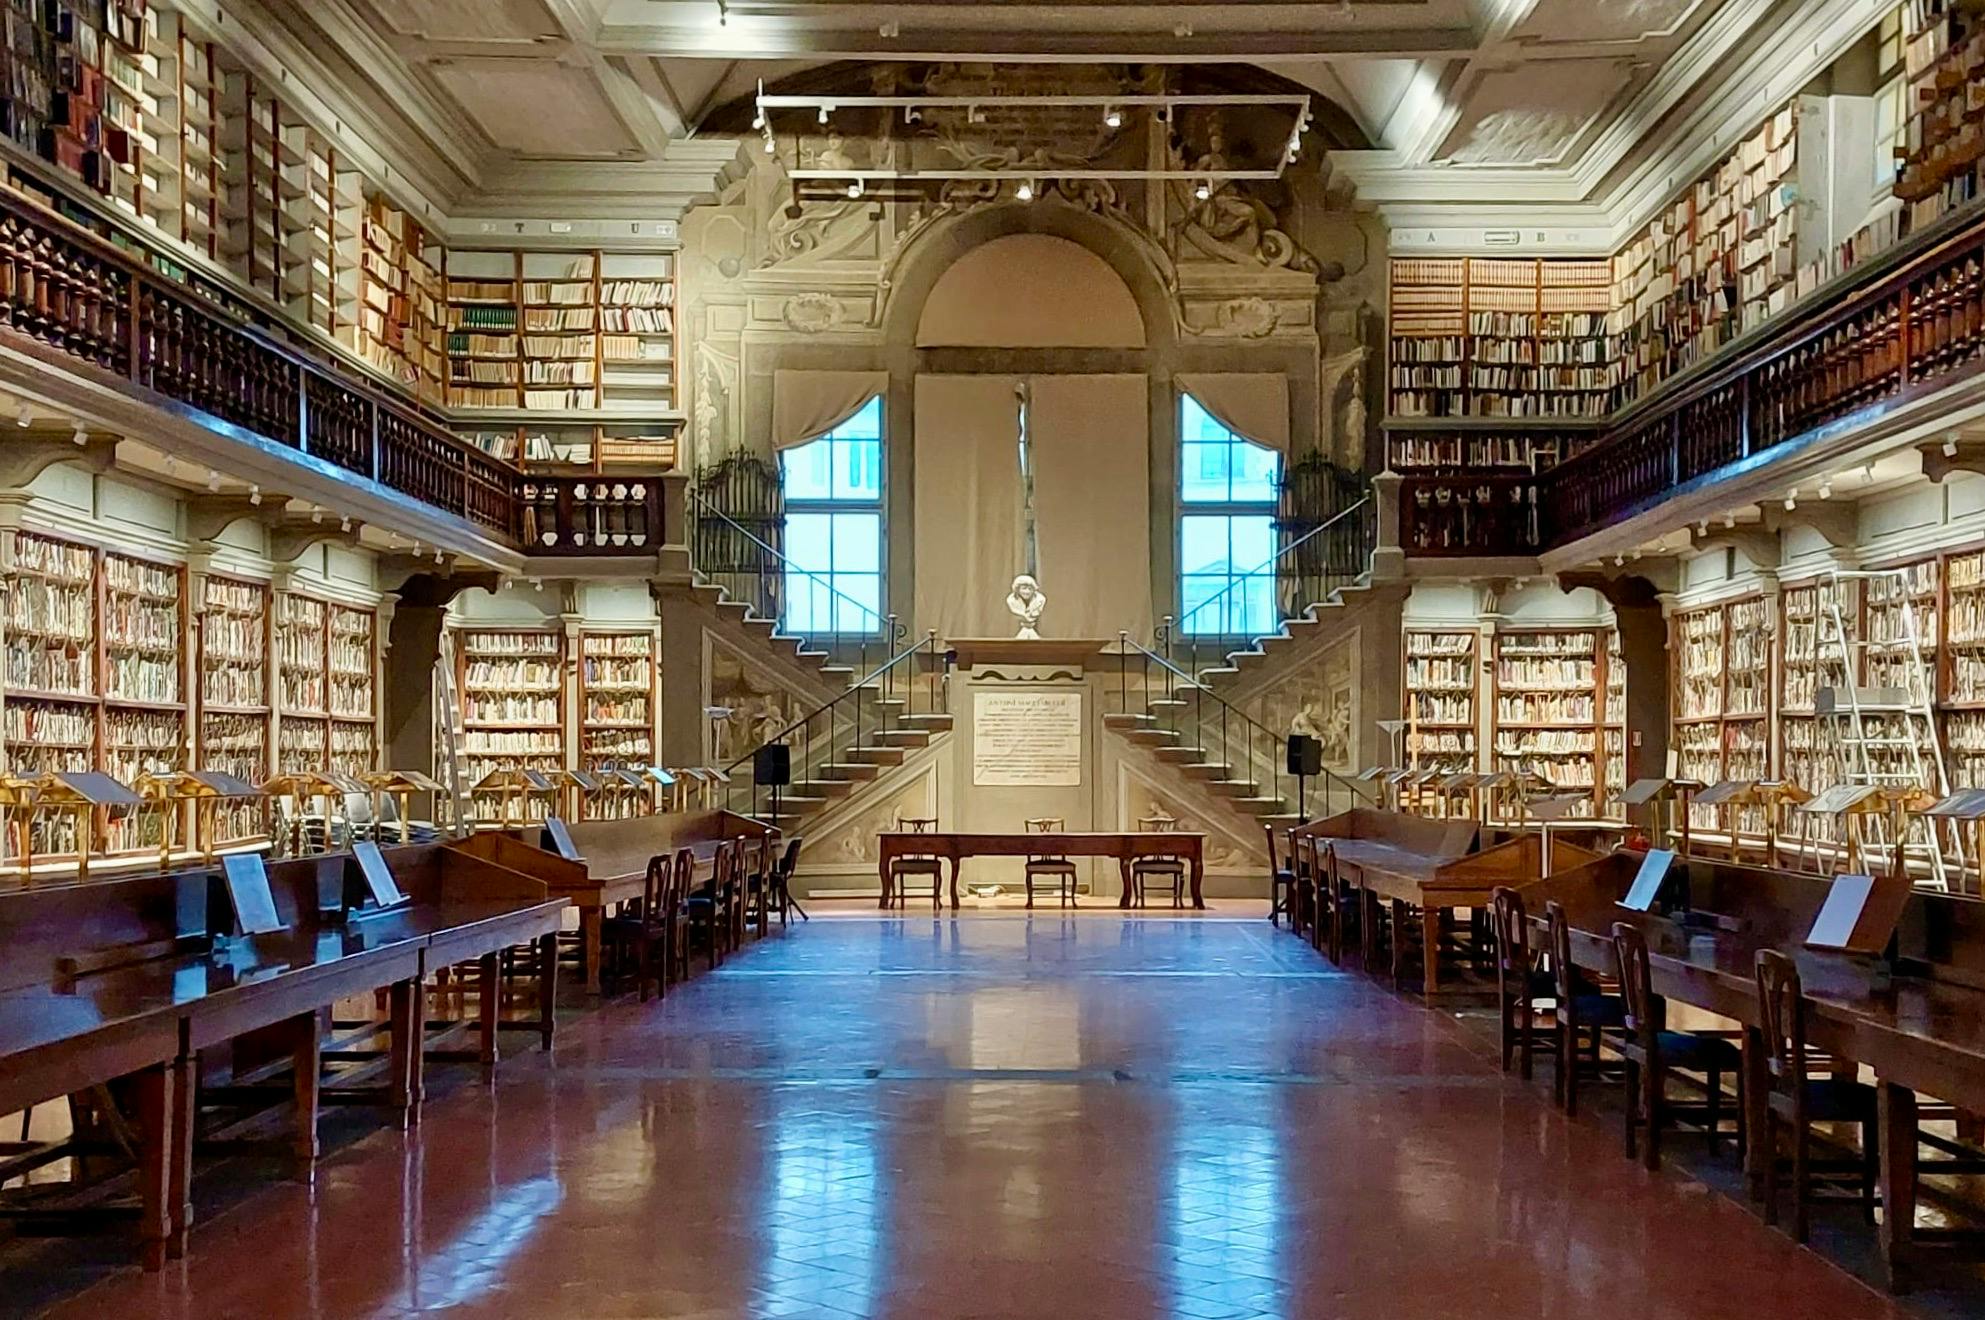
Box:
340;516;352;532
716;0;726;24
1632;548;1644;561
1723;513;1736;529
878;19;899;37
1819;478;1833;500
531;577;544;592
248;484;261;506
70;423;86;447
1783;488;1798;511
1015;180;1034;202
818;105;831;125
206;468;221;493
1103;105;1122;129
434;549;444;565
846;179;862;199
311;507;323;524
1945;435;1961;458
1195;179;1211;201
1173;20;1193;37
1696;520;1708;537
1614;554;1625;567
1861;461;1877;485
763;135;776;155
13;406;28;428
751;109;765;130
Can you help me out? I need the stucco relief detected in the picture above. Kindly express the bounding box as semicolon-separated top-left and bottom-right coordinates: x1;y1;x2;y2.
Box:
781;292;846;333
1254;635;1358;774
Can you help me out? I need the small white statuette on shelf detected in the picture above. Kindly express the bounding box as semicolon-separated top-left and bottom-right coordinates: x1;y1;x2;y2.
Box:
1006;574;1047;640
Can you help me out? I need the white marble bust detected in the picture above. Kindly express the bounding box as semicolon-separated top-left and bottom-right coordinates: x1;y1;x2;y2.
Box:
1006;574;1046;640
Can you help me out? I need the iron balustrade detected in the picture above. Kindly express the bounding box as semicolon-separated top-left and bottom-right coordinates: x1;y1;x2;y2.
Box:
723;630;948;822
1114;632;1369;823
688;490;901;672
1165;495;1375;678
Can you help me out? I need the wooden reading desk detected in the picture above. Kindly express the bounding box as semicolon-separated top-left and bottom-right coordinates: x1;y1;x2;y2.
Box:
477;809;773;991
0;838;566;1269
875;831;1206;910
1295;809;1605;998
1521;850;1985;1285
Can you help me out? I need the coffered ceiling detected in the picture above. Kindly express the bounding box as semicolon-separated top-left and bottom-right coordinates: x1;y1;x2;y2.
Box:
248;0;1857;231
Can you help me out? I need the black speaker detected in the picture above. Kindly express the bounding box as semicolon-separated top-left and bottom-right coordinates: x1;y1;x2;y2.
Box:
1286;734;1322;777
754;742;791;788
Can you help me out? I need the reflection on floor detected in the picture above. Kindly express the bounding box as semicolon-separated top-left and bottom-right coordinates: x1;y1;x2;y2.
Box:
21;915;1919;1319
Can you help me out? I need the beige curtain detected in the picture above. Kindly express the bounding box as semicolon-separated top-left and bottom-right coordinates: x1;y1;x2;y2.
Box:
913;375;1024;640
1032;374;1152;640
1176;372;1289;452
771;369;888;450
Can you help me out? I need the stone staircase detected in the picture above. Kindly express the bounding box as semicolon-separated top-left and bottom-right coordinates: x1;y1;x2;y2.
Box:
1170;573;1390;697
763;707;955;832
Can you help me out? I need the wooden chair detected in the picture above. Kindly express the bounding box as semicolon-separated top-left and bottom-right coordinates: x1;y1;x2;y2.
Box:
1023;818;1078;909
685;845;733;969
1265;824;1295;928
1612;922;1743;1169
1131;816;1187;908
1546;899;1624;1116
600;852;674;1001
743;832;778;936
771;835;804;924
664;847;695;984
1490;886;1554;1079
1291;832;1318;945
1754;949;1880;1242
890;812;944;909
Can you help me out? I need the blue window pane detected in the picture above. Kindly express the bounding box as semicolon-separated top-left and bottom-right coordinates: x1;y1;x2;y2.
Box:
785;513;834;575
1179;516;1230;577
780;442;833;501
835;439;882;501
1233;442;1281;502
1180;395;1226;444
1228;514;1274;568
835;396;883;441
832;512;881;571
831;573;881;630
1180;575;1224;625
1180;442;1229;503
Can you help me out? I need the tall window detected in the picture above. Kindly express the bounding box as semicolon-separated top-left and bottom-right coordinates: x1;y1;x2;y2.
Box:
778;396;883;634
1179;394;1281;637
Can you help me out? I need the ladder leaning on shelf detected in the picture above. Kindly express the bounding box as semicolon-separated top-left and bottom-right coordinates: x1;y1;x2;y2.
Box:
433;629;471;837
1813;568;1958;889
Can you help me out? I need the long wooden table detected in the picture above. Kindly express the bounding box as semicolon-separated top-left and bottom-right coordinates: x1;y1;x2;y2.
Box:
1295;809;1606;998
0;839;566;1269
478;810;774;992
1521;851;1985;1287
875;831;1206;910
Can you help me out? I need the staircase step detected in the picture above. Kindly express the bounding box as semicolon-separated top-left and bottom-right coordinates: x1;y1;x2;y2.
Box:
1103;713;1155;729
1149;697;1191;710
1129;729;1184;746
819;666;855;681
1150;746;1205;762
790;779;855;797
1234;797;1287;812
1204;779;1261;797
795;648;828;662
1179;763;1236;779
847;746;906;765
903;714;953;731
819;762;882;781
875;729;932;747
774;795;828;810
1260;813;1306;828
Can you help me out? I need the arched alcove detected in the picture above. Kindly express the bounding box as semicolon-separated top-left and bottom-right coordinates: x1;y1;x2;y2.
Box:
914;234;1146;348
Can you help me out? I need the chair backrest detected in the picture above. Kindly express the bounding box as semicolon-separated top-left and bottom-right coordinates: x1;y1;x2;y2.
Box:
778;835;802;879
1264;824;1282;872
641;853;671;931
1754;948;1806;1089
1490;886;1528;977
1292;831;1311;878
710;841;731;891
755;830;777;878
1026;817;1064;834
671;846;697;909
1545;899;1575;1000
731;836;751;880
1610;921;1655;1040
1138;814;1177;832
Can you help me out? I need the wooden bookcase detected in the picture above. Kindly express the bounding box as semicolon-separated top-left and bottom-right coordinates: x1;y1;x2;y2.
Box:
1402;629;1477;773
100;548;184;855
197;572;268;846
1492;628;1603;795
457;627;565;824
577;629;655;820
1894;2;1985;231
1670;597;1773;834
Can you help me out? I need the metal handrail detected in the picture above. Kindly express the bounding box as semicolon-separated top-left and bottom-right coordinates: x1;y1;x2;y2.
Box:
1117;632;1369;819
1173;495;1374;639
724;631;937;774
690;491;893;636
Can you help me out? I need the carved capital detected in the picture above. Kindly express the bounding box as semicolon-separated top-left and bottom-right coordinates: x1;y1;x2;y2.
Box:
1760;501;1856;550
1689;525;1780;570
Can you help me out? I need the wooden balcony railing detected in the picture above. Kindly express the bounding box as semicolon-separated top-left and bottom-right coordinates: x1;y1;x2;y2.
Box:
0;182;679;560
1396;204;1985;557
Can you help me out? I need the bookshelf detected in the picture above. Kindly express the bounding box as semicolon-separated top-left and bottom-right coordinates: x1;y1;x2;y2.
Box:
1947;549;1985;792
447;248;520;409
101;551;184;854
1670;598;1773;833
274;591;325;775
1865;558;1939;703
197;573;267;845
1894;4;1985;231
1386;258;1612;420
598;251;676;413
578;630;655;820
458;628;565;823
327;602;376;777
1601;630;1625;818
1780;577;1854;844
352;198;445;405
1403;629;1477;773
1492;629;1601;793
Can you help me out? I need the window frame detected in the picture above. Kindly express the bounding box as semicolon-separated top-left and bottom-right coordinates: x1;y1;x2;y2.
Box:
1176;394;1282;640
777;397;886;637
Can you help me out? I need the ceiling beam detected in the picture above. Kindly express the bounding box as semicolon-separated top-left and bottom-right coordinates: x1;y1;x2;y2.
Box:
590;23;1479;62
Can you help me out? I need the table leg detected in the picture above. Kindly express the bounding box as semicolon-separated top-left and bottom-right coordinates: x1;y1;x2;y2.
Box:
1742;1027;1768;1199
538;931;559;1052
581;906;604;995
948;858;961;910
291;1011;321;1177
167;1041;193;1259
878;853;892;909
136;1062;171;1272
478;951;501;1069
1190;853;1205;909
1422;904;1443;999
1879;1079;1919;1291
389;977;418;1124
1118;857;1133;909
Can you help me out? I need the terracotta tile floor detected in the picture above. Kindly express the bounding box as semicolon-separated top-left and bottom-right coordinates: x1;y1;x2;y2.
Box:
34;914;1912;1320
